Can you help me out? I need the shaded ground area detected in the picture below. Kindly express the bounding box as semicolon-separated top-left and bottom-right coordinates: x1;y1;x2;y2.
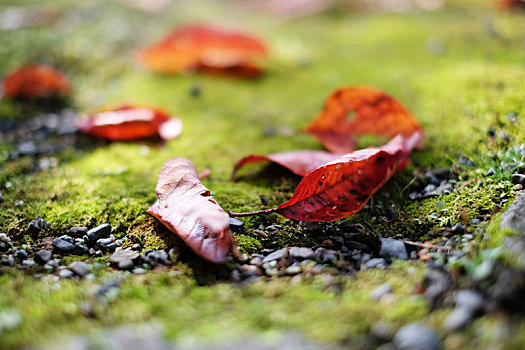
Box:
1;0;525;349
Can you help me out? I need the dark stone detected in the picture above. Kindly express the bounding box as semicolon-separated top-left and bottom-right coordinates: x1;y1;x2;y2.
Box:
364;258;387;269
110;247;140;267
52;237;75;254
262;248;287;263
322;252;337;264
380;238;408;260
0;233;10;244
0;242;7;252
95;279;121;298
68;261;90;277
289;247;315;260
14;249;29;260
189;84;201;97
1;255;14;267
425;171;440;186
96;236;115;249
393;323;441;350
34;250;53;265
511;174;525;186
87;223;111;242
22;259;36;267
146;250;171;265
423;267;451;308
229;218;245;230
485;168;495;177
260;196;270;205
74;243;89;255
69;226;88;236
451;223;465;235
107;240;122;251
58;235;73;244
266;225;283;232
470;219;481;225
27;216;52;234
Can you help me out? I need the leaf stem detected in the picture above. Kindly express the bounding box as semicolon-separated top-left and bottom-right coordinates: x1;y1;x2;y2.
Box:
228;208;276;217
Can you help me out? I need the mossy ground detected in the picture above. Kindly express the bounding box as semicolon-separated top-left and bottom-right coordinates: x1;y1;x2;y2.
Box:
1;0;525;348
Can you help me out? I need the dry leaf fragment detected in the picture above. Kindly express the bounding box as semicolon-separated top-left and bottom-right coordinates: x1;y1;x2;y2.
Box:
139;24;267;77
2;64;70;99
147;158;234;263
78;105;182;141
305;87;421;153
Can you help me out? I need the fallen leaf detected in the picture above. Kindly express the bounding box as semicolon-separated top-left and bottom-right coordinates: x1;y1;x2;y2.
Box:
305;87;421;153
2;65;70;99
139;24;267;77
230;86;423;222
233;150;345;178
147;158;234;263
230;132;422;221
495;0;525;9
78;105;182;141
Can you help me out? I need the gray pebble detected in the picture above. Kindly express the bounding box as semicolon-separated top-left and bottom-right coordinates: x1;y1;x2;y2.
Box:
285;266;301;275
380;238;408;260
34;250;53;265
370;283;393;300
22;259;36;267
118;259;135;271
58;235;73;244
443;307;474;332
364;258;387;269
87;223;111;242
249;257;262;266
59;269;75;279
455;289;483;311
262;248;287;263
1;255;14;267
239;264;260;274
68;261;90;277
96;235;115;249
74;243;90;255
289;247;315;260
0;233;10;244
229;218;245;229
393;323;441;350
132;267;147;275
14;249;29;260
451;223;465;235
110;247;140;267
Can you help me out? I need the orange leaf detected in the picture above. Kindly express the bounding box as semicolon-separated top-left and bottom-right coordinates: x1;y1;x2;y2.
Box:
2;64;70;99
148;158;234;263
305;87;422;153
78;105;182;141
139;24;267;77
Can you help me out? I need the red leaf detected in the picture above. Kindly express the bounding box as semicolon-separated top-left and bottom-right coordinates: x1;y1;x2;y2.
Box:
231;132;422;221
147;158;234;263
139;24;267;77
305;87;422;153
496;0;525;9
233;150;345;178
2;64;70;99
78;105;182;141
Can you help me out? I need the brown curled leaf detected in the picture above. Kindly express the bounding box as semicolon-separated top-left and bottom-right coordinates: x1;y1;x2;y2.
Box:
139;24;267;77
2;64;70;99
77;105;182;141
230;131;422;221
305;86;422;153
233;150;345;178
147;158;234;263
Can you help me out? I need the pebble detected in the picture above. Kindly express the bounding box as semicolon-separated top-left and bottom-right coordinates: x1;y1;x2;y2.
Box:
229;218;245;229
364;258;387;269
0;233;10;244
443;307;474;332
370;283;393;300
393;323;441;350
1;255;14;267
69;226;88;236
511;174;525;186
132;267;147;275
455;289;484;311
451;223;465;235
266;225;283;232
22;259;36;267
284;266;302;275
262;248;287;263
52;237;75;253
289;247;315;260
68;261;90;277
58;269;75;279
87;223;111;242
58;235;73;244
249;257;262;266
14;249;29;260
74;243;89;255
96;236;115;249
380;238;408;260
110;248;140;267
27;216;52;234
144;250;171;265
118;259;135;271
34;250;53;265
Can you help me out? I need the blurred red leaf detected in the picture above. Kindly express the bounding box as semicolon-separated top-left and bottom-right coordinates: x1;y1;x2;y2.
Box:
147;158;235;263
230;86;423;222
305;87;421;153
78;105;182;141
139;24;267;77
496;0;525;9
233;150;344;178
2;64;70;99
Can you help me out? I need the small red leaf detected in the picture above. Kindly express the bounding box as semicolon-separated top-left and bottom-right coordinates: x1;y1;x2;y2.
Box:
2;64;70;99
139;24;267;77
147;158;234;263
305;87;422;153
78;105;182;141
233;150;345;178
